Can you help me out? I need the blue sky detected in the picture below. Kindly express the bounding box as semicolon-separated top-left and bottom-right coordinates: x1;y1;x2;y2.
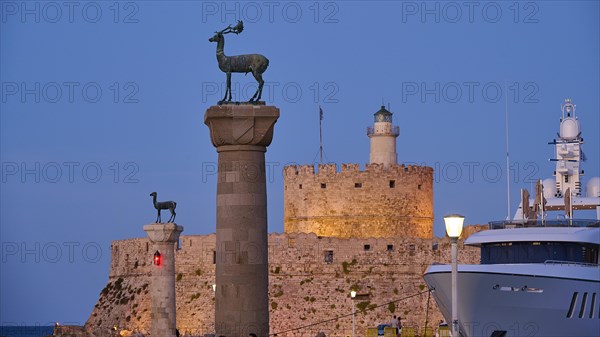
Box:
1;0;599;325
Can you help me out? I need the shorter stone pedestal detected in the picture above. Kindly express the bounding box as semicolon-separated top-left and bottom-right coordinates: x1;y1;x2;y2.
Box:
144;223;184;337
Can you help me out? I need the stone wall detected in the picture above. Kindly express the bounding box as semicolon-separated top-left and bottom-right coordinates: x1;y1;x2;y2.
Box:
283;163;434;239
52;325;89;337
84;232;479;337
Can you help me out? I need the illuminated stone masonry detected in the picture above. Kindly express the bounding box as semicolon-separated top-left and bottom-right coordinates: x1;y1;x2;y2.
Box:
284;163;434;239
83;232;481;337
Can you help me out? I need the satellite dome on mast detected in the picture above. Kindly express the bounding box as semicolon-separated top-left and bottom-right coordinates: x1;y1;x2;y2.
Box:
587;177;600;198
559;98;580;140
542;178;557;199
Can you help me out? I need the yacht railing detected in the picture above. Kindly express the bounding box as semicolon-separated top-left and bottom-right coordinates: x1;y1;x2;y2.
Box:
489;219;599;229
544;260;600;267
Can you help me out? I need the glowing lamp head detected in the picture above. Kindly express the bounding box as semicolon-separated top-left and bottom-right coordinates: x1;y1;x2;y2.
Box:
153;250;162;266
444;214;465;238
350;290;357;298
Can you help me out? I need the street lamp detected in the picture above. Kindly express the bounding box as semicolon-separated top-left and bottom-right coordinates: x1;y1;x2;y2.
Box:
444;214;464;337
350;290;357;337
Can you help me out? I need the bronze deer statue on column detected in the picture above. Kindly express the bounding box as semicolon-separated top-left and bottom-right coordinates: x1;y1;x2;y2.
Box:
208;21;269;103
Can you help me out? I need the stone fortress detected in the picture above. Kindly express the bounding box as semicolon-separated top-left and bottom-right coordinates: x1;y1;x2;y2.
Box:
81;106;481;337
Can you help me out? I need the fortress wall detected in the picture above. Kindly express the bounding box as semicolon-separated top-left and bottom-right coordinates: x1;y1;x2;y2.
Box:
284;164;434;239
84;232;480;337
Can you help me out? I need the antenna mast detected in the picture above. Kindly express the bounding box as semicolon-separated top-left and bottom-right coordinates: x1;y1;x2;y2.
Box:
505;82;511;220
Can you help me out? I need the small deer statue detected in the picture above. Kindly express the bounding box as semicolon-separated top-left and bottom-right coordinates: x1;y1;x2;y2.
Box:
149;192;177;223
208;21;269;103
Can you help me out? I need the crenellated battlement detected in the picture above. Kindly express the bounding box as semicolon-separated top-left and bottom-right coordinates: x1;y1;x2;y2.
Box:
283;162;434;239
284;163;433;178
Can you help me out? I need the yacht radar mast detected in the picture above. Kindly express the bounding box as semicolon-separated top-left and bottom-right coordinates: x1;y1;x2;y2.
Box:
513;98;600;221
552;98;583;197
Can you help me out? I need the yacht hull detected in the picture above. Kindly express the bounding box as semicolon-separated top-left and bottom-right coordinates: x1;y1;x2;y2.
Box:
423;264;600;337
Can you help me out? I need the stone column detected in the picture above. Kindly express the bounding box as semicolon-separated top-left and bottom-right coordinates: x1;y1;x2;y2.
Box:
204;104;279;337
144;223;184;337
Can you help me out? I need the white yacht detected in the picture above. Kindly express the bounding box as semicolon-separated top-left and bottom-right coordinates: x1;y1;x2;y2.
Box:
424;99;600;337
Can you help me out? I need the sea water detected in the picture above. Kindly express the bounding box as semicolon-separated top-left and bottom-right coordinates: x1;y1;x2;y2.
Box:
0;326;54;337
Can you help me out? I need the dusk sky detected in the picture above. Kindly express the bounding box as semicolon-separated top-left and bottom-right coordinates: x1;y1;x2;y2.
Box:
1;0;599;326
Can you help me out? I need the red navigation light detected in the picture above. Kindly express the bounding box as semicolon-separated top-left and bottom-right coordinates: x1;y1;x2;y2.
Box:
153;250;162;266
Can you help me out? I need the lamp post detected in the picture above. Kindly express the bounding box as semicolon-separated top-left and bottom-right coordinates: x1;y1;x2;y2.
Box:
350;290;357;337
444;214;465;337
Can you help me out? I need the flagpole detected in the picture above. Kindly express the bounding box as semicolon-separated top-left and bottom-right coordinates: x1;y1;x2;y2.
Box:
505;82;511;221
319;106;323;163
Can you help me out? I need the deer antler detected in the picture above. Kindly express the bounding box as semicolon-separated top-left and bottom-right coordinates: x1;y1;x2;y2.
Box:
216;21;244;35
232;20;244;34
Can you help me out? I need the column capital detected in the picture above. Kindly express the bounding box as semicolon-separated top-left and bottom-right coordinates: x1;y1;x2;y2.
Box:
204;104;279;149
143;223;184;243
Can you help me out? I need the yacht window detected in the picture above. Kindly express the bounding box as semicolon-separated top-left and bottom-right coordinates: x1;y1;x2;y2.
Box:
481;242;597;264
579;293;588;318
567;292;578;318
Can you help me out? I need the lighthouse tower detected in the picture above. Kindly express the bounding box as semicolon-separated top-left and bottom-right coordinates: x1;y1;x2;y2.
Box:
368;105;400;167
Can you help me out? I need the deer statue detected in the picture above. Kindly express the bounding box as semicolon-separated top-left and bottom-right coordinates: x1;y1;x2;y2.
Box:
149;192;177;223
208;21;269;103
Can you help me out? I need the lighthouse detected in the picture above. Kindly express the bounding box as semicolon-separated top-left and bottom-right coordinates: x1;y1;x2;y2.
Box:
367;105;400;167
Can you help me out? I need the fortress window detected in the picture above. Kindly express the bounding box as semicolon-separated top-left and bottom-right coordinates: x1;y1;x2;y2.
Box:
213;251;216;264
565;176;569;183
418;184;422;190
355;183;362;188
408;244;416;251
364;244;371;251
321;183;327;189
389;180;396;188
387;244;394;251
404;167;409;172
190;239;192;247
324;250;334;263
299;184;302;189
145;242;148;252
